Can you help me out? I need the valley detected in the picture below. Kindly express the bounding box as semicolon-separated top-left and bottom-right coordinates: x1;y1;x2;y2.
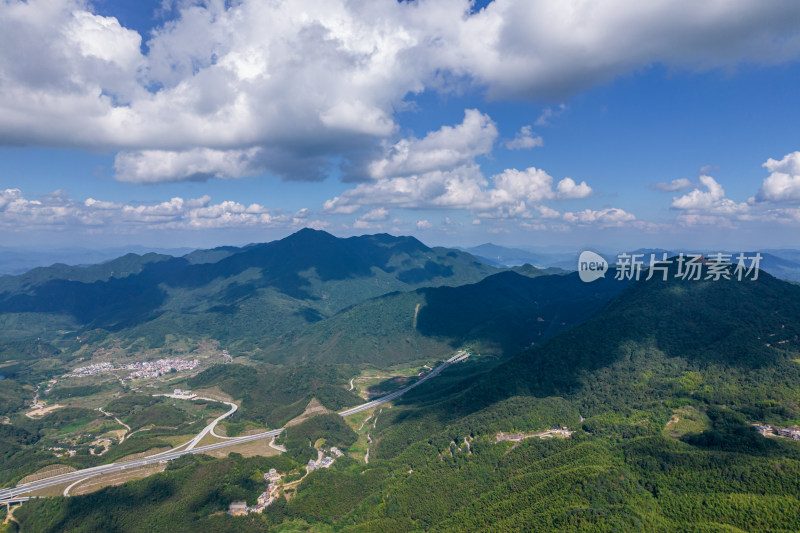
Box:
1;231;800;532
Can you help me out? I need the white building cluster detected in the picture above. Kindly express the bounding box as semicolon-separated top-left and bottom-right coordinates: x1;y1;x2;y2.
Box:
71;362;114;376
71;358;200;380
307;456;335;472
125;358;200;379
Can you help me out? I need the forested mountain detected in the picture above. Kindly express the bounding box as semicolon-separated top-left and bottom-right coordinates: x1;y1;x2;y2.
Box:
347;266;800;530
415;265;799;427
14;263;800;531
0;229;497;348
264;270;628;366
7;247;800;532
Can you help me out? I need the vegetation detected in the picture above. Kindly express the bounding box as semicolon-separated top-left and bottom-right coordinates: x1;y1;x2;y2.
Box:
264;270;628;367
280;414;358;464
12;455;293;532
0;229;498;350
6;243;800;531
188;363;362;428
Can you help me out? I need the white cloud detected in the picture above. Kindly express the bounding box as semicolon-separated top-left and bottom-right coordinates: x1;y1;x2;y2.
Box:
535;105;567;126
321;199;361;215
114;148;263;183
2;0;800;183
323;163;593;216
671;175;748;214
676;213;736;228
649;178;693;192
537;205;562;219
755;151;800;203
322;157;612;229
352;207;389;229
65;11;144;73
449;1;800;99
0;188;310;231
504;125;543;150
562;207;636;228
0;189;24;211
556;177;592;199
84;198;122;210
491;167;556;204
488;227;510;234
368;109;497;179
326;165;489;211
303;219;331;231
416;219;432;229
360;207;390;221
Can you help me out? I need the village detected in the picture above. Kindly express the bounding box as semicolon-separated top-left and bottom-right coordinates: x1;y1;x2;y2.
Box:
228;446;346;516
227;468;283;516
70;358;200;380
755;424;800;441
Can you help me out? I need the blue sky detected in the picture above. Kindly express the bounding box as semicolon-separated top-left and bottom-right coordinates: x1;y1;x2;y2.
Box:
1;0;800;251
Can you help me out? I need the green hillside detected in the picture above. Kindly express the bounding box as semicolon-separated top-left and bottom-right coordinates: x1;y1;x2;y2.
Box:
187;362;362;428
265;270;628;367
0;230;497;352
9;260;800;532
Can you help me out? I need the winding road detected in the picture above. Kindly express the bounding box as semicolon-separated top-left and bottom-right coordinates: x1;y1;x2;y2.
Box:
187;398;238;448
0;352;468;504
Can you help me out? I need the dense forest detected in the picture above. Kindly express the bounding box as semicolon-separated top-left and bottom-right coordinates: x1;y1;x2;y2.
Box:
10;264;800;531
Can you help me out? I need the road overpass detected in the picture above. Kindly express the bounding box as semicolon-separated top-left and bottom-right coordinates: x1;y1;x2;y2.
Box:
0;352;468;503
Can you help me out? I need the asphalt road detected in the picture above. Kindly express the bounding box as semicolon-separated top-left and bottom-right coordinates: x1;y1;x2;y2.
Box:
0;353;468;502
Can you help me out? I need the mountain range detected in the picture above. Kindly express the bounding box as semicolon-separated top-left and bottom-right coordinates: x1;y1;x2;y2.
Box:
8;236;800;532
0;230;497;349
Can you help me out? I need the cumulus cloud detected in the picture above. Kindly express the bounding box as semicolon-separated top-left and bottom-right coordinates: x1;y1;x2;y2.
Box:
561;207;636;228
323;110;595;217
360;207;390;221
556;177;593;199
2;0;800;182
491;167;557;204
368;109;497;179
323;161;598;227
671;175;749;214
0;188;313;231
114;148;263;183
416;219;432;229
649;178;694;192
352;207;389;229
676;213;736;228
504;125;543;150
655;161;800;228
320;199;361;215
452;0;800;99
755;151;800;203
324;165;489;212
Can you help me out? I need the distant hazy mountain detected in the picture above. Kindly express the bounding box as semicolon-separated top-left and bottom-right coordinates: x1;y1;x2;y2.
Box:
747;251;800;282
0;246;195;275
763;248;800;264
624;249;800;283
464;243;800;283
463;243;579;269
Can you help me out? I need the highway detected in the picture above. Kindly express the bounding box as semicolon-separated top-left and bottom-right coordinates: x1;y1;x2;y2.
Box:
338;351;468;416
188;399;238;447
0;429;283;502
0;352;468;503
